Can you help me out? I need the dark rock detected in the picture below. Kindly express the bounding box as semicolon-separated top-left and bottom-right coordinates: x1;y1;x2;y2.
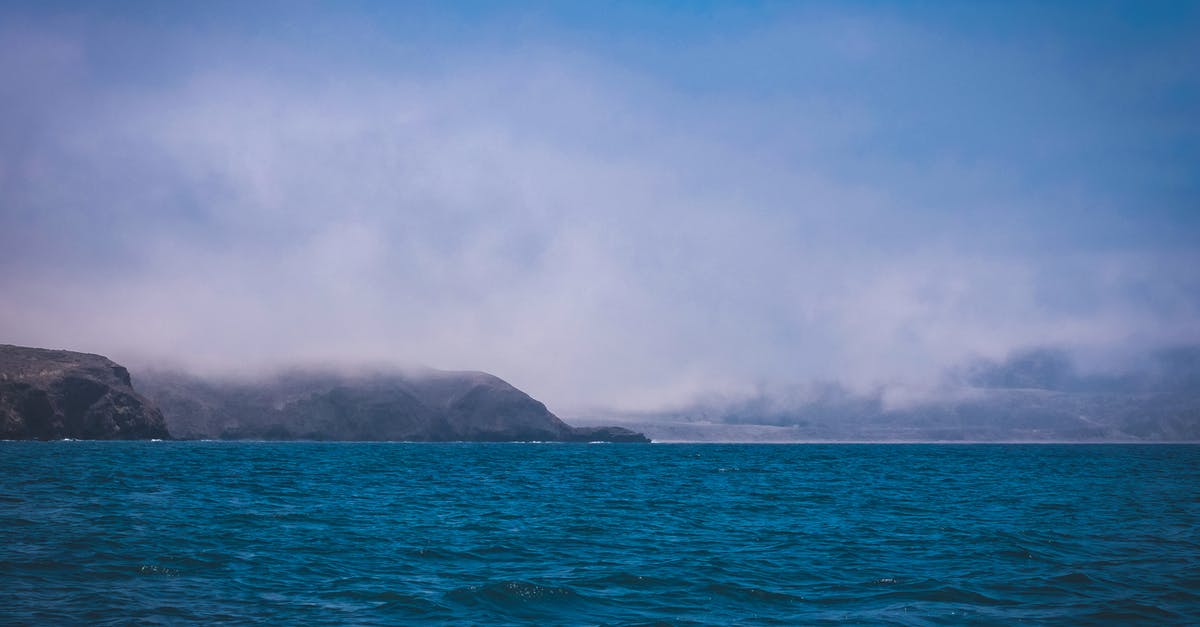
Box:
136;368;649;443
0;344;169;440
568;425;651;443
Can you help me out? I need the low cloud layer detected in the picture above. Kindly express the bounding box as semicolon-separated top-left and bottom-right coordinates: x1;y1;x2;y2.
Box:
2;3;1198;413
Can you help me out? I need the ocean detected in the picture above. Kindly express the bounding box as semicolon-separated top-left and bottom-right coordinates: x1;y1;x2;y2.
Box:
2;442;1197;624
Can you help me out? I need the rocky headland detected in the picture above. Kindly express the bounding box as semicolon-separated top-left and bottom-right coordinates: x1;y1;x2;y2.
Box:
0;343;647;442
0;344;169;440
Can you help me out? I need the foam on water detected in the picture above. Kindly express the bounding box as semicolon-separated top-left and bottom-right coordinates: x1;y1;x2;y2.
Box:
1;442;1198;624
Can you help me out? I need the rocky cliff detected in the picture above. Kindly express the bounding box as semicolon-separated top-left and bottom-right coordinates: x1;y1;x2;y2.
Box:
137;368;649;442
0;345;169;440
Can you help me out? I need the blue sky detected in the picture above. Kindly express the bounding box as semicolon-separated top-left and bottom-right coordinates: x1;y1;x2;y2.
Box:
1;1;1198;411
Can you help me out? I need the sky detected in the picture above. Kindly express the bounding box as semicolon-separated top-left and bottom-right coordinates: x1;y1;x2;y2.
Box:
1;1;1198;413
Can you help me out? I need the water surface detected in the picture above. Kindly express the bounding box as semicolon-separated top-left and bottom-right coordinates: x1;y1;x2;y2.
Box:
2;442;1197;624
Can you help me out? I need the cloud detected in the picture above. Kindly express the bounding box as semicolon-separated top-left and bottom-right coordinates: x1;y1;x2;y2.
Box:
1;4;1198;413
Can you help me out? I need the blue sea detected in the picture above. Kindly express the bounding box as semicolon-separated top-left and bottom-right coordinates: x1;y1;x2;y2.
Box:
2;442;1198;625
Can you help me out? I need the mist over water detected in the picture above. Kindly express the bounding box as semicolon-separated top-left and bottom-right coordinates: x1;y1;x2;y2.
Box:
3;442;1198;624
2;2;1199;415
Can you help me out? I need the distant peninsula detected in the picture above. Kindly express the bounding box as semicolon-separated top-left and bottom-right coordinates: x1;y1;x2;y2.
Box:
135;368;649;442
0;344;648;442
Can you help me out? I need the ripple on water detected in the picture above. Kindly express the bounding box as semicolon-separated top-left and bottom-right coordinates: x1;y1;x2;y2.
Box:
1;442;1197;624
443;580;594;619
702;582;806;604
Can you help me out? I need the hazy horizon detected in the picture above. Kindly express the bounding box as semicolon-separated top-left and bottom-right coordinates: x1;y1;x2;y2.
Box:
2;1;1198;416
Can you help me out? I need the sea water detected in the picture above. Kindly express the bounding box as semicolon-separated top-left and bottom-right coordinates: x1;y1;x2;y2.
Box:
1;442;1197;624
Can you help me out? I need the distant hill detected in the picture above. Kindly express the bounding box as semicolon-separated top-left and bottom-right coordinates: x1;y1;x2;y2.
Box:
135;368;648;442
0;344;647;442
572;347;1200;442
0;344;168;440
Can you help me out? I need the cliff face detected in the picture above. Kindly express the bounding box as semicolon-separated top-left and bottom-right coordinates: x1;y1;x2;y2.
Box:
0;345;169;440
137;369;649;443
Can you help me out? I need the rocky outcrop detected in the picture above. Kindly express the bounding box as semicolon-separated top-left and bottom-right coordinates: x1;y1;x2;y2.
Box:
0;344;169;440
567;425;651;443
137;368;649;443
